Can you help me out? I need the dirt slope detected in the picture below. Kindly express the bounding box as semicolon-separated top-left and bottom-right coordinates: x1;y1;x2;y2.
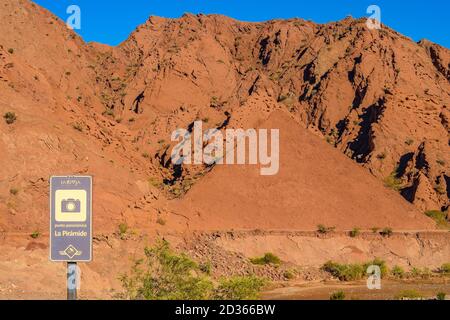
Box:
170;110;433;230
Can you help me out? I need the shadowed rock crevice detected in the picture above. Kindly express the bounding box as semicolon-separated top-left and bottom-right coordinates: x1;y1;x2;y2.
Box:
347;98;386;163
132;91;145;113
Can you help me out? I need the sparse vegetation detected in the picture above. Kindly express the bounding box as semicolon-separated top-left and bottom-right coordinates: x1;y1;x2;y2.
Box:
118;223;128;239
380;227;393;237
210;96;222;108
119;240;266;300
436;292;446;300
149;177;163;188
3;112;17;124
322;261;364;281
330;291;345;300
323;258;387;281
395;290;423;300
425;210;449;229
434;184;446;195
250;253;281;266
440;263;450;274
371;227;380;233
30;231;40;239
317;224;335;234
283;269;295;280
349;228;360;238
9;188;19;196
411;267;432;279
103;108;114;117
8;48;14;54
384;172;403;191
436;159;445;166
214;276;266;300
199;261;212;275
142;152;150;159
364;258;388;277
405;138;414;146
391;265;405;279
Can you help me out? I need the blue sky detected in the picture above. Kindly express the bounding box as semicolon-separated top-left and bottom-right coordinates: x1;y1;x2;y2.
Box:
32;0;449;48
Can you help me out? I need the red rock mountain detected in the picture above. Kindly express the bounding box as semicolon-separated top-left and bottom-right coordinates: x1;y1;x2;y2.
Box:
1;0;449;234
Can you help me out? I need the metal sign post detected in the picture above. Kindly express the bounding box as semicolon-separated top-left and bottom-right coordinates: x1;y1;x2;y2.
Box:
67;262;78;300
49;176;92;300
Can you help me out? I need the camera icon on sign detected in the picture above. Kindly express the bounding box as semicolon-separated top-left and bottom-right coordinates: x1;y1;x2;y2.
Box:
55;190;86;222
61;199;81;213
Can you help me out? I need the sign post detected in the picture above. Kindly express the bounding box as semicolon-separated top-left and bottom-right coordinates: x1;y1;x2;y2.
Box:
67;262;78;300
49;176;93;300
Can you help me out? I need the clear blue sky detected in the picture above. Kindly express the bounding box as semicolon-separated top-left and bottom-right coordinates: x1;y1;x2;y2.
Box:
32;0;449;48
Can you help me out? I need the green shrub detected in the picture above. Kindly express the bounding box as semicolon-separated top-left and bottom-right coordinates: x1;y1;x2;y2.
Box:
322;261;364;281
210;96;219;106
391;265;405;279
440;263;450;274
411;267;432;279
30;231;40;239
380;228;393;237
323;258;387;281
395;290;423;300
283;269;295;280
213;276;266;300
330;291;345;300
199;261;212;275
425;210;449;229
436;292;446;300
149;177;162;188
8;48;14;54
317;224;335;234
349;228;360;238
384;173;403;191
364;258;388;278
118;223;128;238
250;253;281;266
9;188;19;196
119;240;266;300
371;227;380;233
3;112;17;124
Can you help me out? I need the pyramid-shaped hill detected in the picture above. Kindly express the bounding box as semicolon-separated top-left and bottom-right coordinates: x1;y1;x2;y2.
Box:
170;110;435;231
